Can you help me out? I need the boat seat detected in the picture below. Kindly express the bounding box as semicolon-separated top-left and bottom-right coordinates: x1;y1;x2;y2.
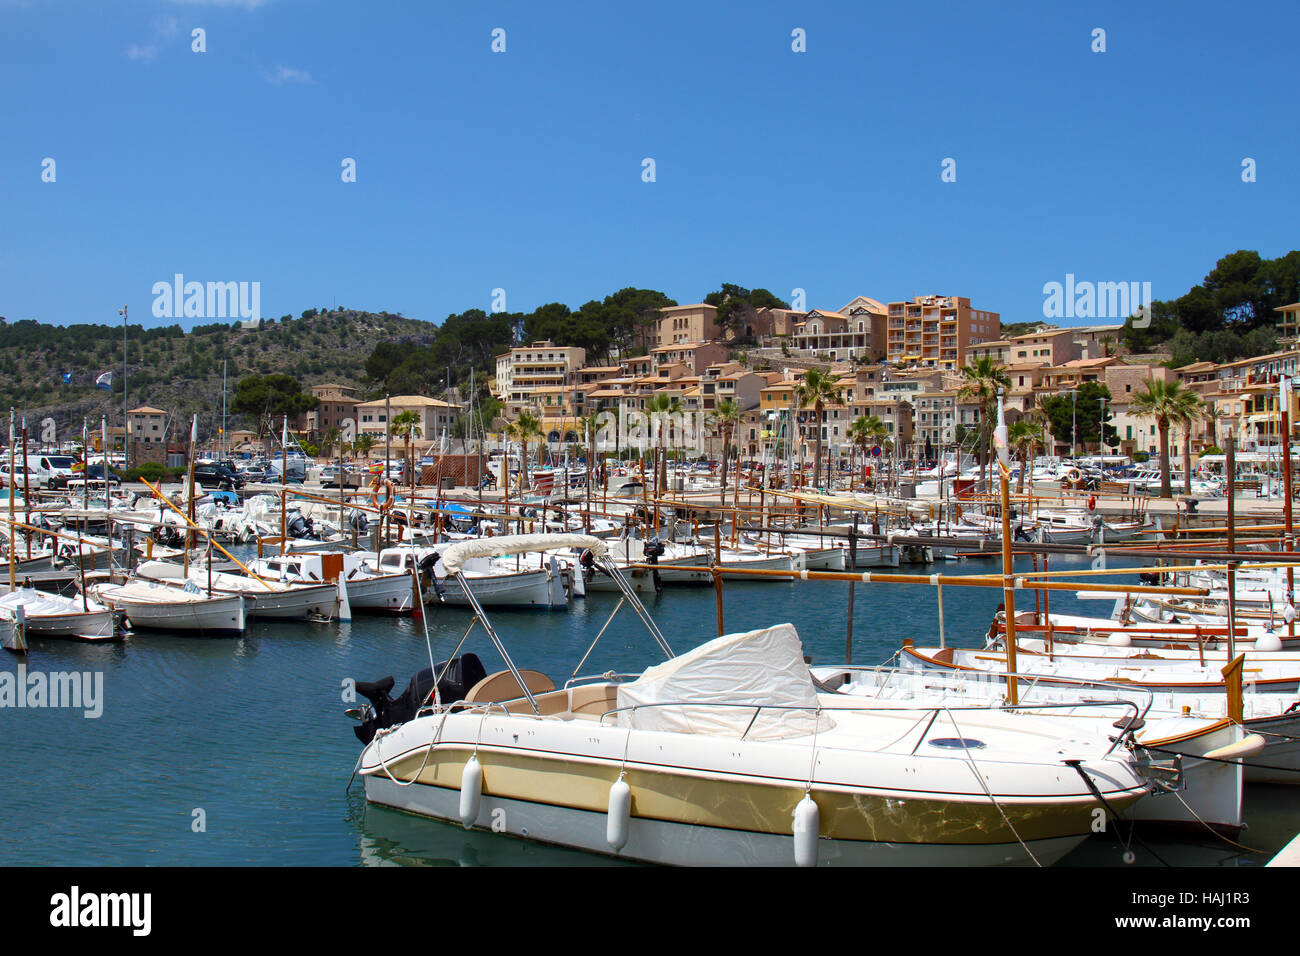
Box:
567;683;620;717
465;669;556;705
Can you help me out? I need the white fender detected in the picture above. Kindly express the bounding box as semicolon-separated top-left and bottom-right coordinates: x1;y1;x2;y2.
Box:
1107;632;1132;647
336;576;352;623
793;793;820;867
1255;632;1283;652
607;774;631;851
1203;734;1267;761
459;755;483;828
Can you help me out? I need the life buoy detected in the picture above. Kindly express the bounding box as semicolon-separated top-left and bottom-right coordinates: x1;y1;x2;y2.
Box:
370;479;396;512
1087;494;1097;511
1065;468;1082;483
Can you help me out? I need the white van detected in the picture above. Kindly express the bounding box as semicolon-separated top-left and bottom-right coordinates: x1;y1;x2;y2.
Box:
24;454;78;489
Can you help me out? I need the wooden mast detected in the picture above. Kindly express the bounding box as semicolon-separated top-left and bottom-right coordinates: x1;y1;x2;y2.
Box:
995;389;1019;706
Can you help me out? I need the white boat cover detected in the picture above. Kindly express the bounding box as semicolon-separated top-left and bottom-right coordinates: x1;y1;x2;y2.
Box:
0;587;107;615
440;533;607;573
616;623;833;740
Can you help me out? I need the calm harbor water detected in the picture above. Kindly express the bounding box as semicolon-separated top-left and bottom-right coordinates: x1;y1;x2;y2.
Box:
0;552;1292;867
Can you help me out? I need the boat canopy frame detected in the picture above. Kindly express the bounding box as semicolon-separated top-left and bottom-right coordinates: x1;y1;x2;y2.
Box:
436;533;674;715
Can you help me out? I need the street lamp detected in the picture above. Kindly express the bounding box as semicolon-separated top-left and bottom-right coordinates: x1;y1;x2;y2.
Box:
1099;395;1107;456
1068;388;1079;460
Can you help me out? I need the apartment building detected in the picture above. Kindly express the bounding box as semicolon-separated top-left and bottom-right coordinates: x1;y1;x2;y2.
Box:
885;295;1000;370
307;383;361;435
650;341;729;374
355;395;463;443
657;304;722;346
494;340;586;416
788;307;886;362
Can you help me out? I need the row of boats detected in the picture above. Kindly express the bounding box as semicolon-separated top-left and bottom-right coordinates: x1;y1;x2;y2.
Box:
337;530;1300;867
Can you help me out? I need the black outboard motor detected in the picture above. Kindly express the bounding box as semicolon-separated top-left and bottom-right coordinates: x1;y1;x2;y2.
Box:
287;513;314;539
351;654;488;745
349;511;370;536
644;535;666;593
417;552;446;601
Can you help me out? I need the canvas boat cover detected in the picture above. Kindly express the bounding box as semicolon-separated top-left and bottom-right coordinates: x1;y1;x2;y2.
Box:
439;533;607;573
616;623;833;740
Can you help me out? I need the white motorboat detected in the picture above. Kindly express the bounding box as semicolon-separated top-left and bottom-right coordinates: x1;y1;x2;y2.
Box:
348;533;1157;867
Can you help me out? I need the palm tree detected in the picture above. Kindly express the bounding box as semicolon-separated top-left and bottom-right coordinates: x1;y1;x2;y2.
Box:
667;396;684;467
795;369;843;489
709;398;742;505
849;415;887;490
1178;394;1208;494
388;410;423;486
506;410;543;491
351;433;377;459
646;393;673;493
957;357;1011;490
1131;379;1202;498
1008;419;1043;493
318;426;342;460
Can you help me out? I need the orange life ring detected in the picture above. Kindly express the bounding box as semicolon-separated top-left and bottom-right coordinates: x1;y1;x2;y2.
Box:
370;479;396;512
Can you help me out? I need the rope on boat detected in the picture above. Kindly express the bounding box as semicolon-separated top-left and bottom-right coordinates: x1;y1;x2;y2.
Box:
1166;788;1263;854
944;709;1041;867
1064;758;1170;867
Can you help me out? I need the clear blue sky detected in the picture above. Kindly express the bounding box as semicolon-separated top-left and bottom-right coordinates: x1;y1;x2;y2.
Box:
2;0;1296;331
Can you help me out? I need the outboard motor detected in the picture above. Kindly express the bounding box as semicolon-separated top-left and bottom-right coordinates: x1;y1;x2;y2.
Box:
643;535;666;593
350;654;489;745
287;513;314;539
349;511;370;536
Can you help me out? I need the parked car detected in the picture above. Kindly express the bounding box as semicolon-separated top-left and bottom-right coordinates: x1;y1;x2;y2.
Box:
193;463;246;491
320;465;361;489
61;464;123;491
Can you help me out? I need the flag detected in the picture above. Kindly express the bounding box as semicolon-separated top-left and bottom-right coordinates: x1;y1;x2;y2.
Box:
61;372;72;385
190;414;198;446
281;415;288;449
95;371;112;391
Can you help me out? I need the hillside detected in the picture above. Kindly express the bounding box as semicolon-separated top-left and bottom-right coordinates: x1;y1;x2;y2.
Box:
0;310;439;443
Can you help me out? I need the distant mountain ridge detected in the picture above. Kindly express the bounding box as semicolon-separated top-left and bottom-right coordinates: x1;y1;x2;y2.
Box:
0;309;439;442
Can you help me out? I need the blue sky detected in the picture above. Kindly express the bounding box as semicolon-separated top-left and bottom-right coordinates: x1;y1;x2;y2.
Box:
2;0;1296;331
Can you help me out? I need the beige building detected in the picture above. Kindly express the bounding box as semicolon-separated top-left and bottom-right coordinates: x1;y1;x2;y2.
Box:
307;383;361;435
886;295;1000;370
788;306;886;362
494;341;586;416
657;304;722;347
127;406;169;465
650;341;729;374
355;396;463;445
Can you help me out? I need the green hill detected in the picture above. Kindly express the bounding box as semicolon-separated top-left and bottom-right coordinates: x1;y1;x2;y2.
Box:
0;309;439;443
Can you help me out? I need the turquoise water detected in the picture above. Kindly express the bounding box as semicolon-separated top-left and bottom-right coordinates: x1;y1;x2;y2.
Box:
0;553;1290;867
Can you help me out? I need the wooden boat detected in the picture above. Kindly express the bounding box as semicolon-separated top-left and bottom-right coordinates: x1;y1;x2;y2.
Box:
87;579;246;634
